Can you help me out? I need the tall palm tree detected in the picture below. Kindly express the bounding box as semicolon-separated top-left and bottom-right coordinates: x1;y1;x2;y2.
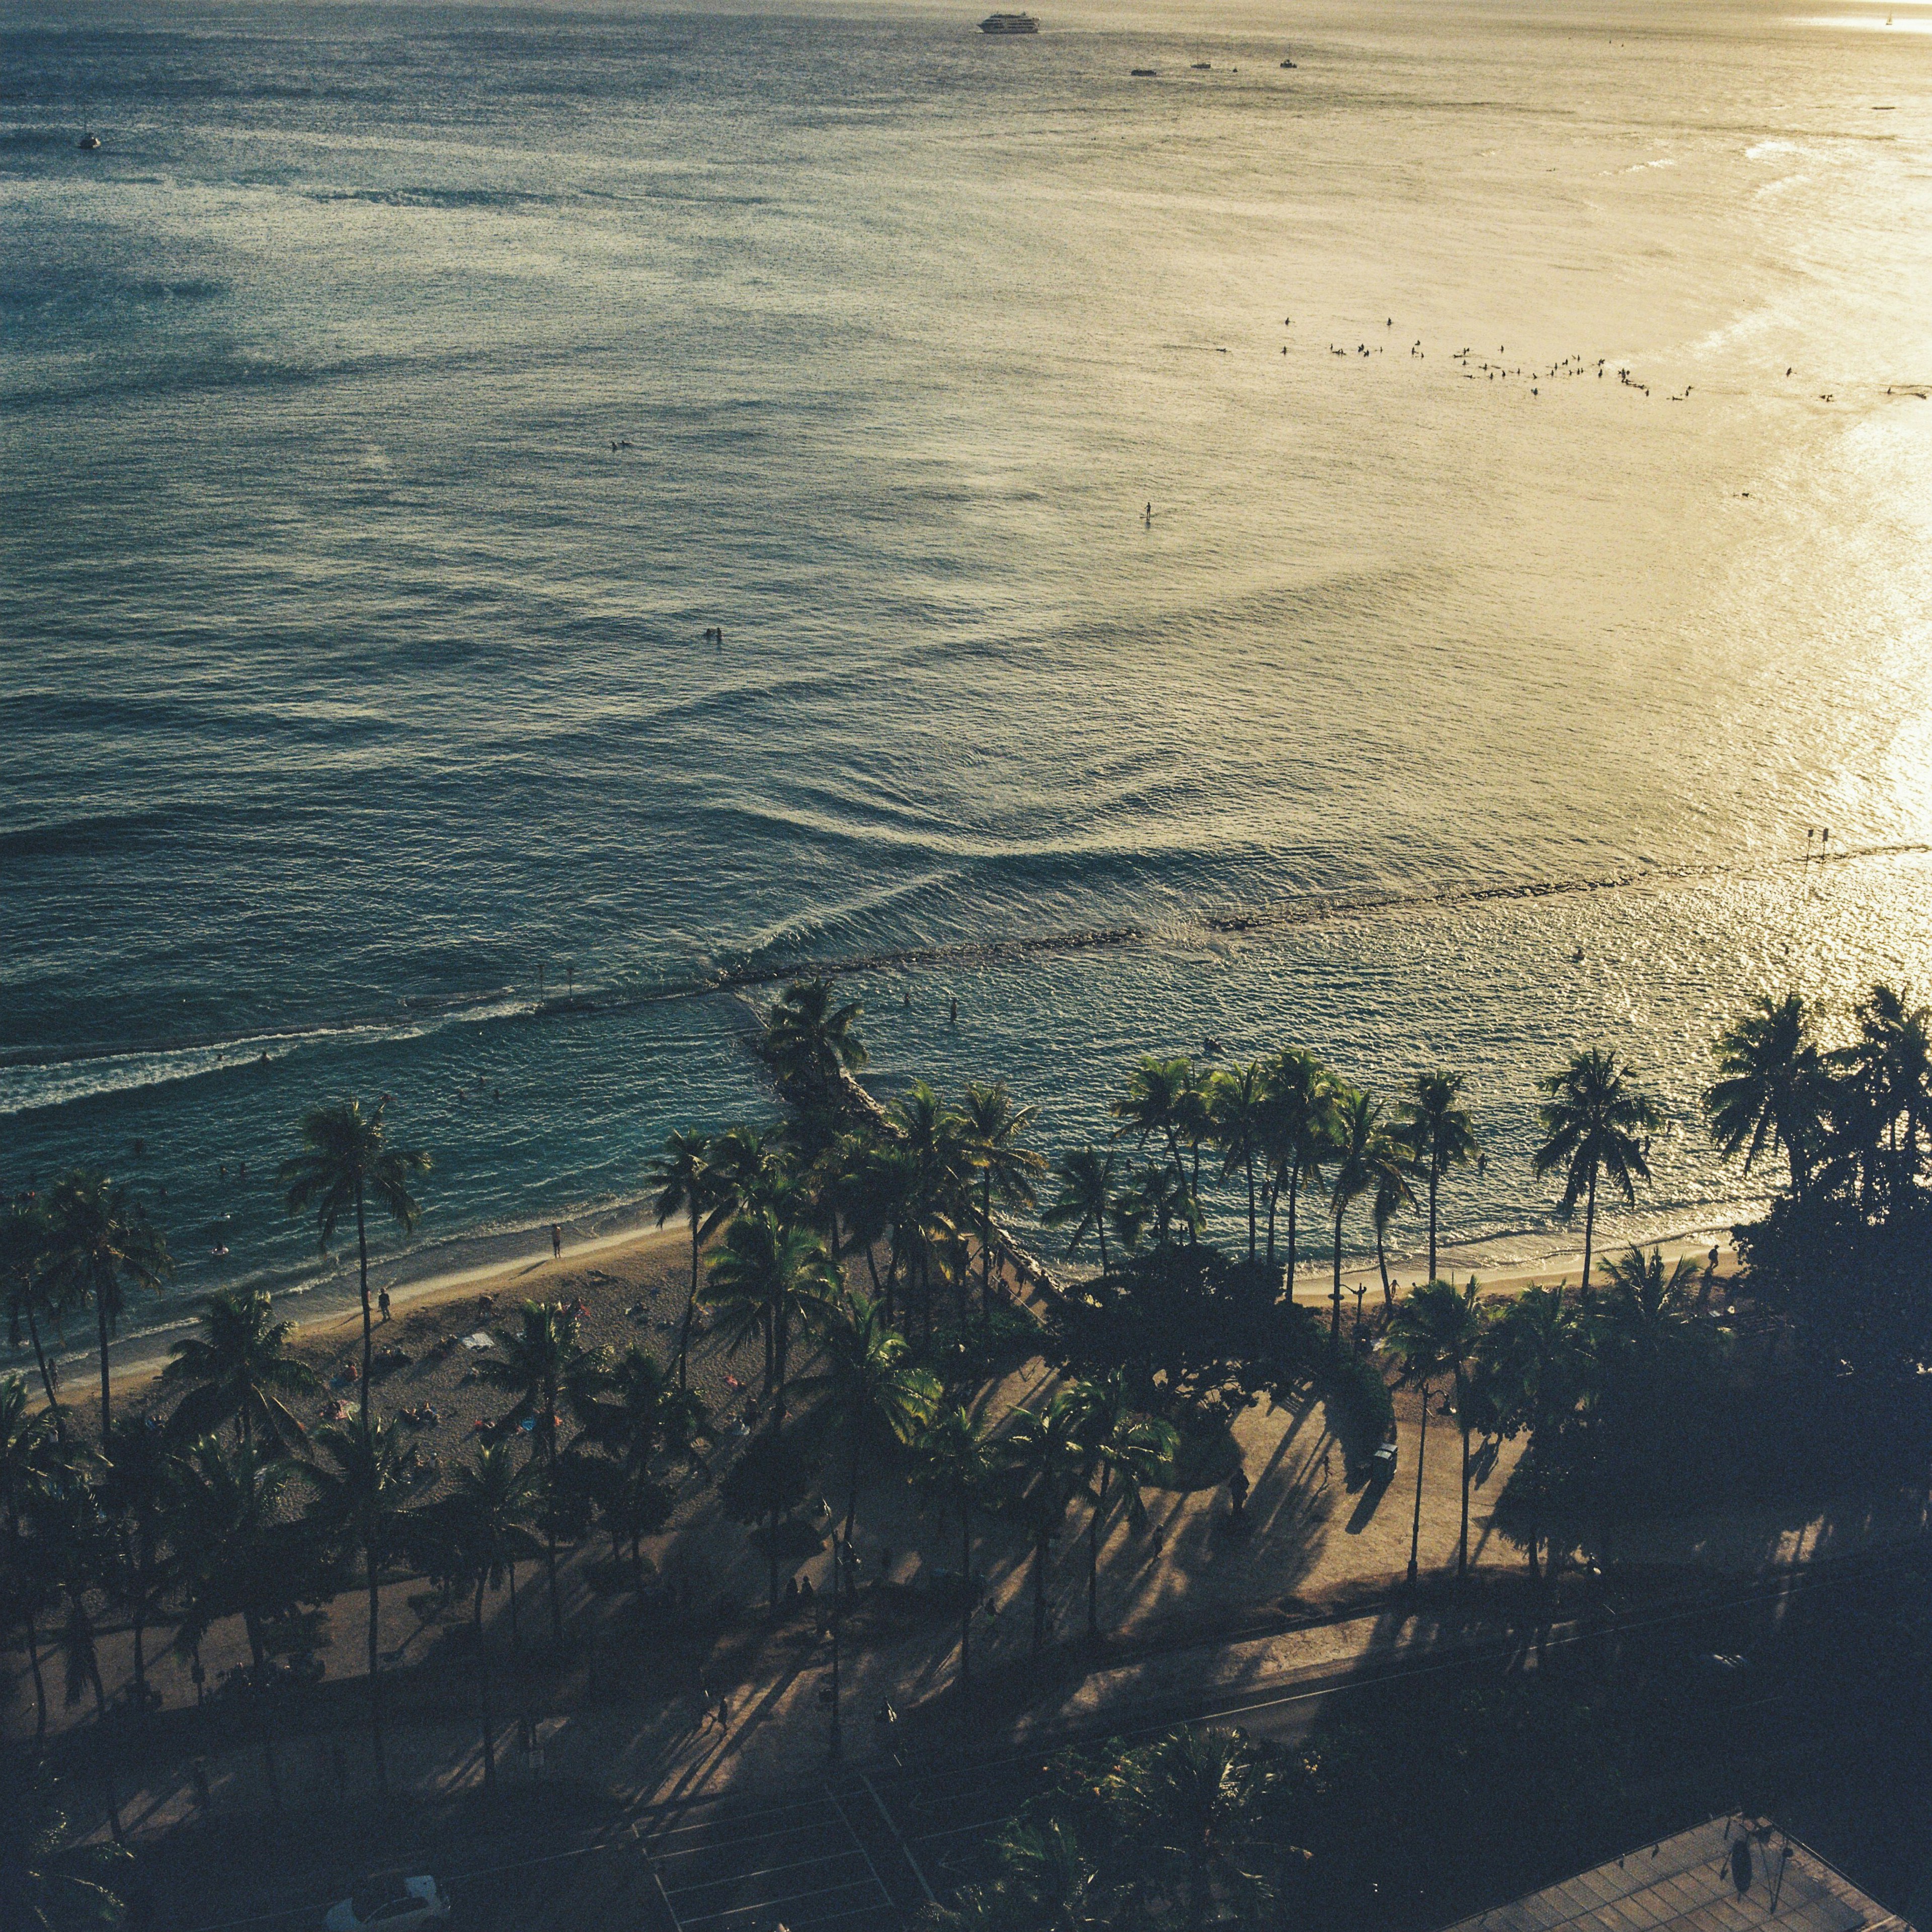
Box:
1397;1071;1480;1285
959;1082;1045;1333
0;1375;57;1751
1387;1277;1486;1584
1705;993;1822;1199
1068;1373;1176;1640
646;1130;725;1390
305;1418;434;1791
758;978;868;1092
1324;1088;1385;1342
430;1442;542;1791
797;1291;940;1547
701;1211;840;1426
1206;1064;1270;1262
1595;1246;1702;1372
160;1290;319;1450
1838;983;1932;1206
891;1082;973;1336
281;1099;429;1432
998;1392;1089;1658
1532;1049;1661;1297
476;1301;608;1643
911;1403;998;1687
99;1416;180;1705
1112;1057;1198;1194
1107;1726;1287;1930
41;1174;169;1440
1479;1284;1590;1580
2;1194;66;1432
573;1345;705;1588
1257;1050;1337;1289
0;1762;135;1932
1044;1148;1122;1278
1370;1125;1419;1316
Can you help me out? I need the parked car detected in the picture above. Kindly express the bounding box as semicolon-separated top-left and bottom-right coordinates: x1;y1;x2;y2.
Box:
1371;1439;1399;1483
325;1878;449;1932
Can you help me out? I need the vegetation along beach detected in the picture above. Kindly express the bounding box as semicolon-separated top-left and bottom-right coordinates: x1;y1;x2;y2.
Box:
7;0;1932;1926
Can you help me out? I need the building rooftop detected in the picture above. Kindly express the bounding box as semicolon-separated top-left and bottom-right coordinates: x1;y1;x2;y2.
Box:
1442;1818;1910;1932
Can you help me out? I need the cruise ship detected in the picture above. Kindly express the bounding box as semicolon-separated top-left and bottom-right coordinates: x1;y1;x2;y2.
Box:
980;12;1039;31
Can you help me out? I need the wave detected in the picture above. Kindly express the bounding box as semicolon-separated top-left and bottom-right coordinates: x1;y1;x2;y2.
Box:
10;841;1922;1118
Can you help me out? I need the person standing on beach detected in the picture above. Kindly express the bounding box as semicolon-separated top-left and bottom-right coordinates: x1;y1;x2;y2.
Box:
378;1287;391;1322
551;1224;562;1259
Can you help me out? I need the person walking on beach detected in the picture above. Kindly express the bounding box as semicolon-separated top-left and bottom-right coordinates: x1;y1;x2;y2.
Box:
378;1287;391;1323
551;1224;562;1259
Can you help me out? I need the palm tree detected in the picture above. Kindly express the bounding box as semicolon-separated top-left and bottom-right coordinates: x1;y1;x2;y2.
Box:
891;1082;973;1336
758;978;868;1092
1107;1726;1287;1930
0;1762;134;1932
281;1099;429;1432
1257;1049;1337;1287
160;1290;319;1450
1068;1373;1176;1640
304;1418;434;1791
430;1442;542;1790
701;1211;840;1426
2;1194;66;1432
1704;993;1822;1199
1324;1088;1386;1341
911;1404;998;1687
1112;1057;1198;1194
797;1291;940;1548
1532;1049;1661;1297
959;1082;1045;1334
974;1817;1113;1932
573;1346;705;1588
476;1301;608;1642
0;1374;57;1751
1479;1284;1590;1580
41;1173;169;1439
646;1130;724;1390
1370;1126;1419;1317
1595;1246;1702;1371
1044;1148;1122;1278
1397;1071;1480;1285
1839;983;1932;1206
99;1416;180;1706
1387;1277;1486;1584
1206;1064;1269;1262
998;1391;1089;1658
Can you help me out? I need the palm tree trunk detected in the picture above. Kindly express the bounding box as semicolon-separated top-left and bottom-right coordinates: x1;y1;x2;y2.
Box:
367;1542;387;1792
1264;1169;1279;1270
1376;1223;1392;1311
1245;1151;1257;1262
1406;1380;1430;1586
356;1187;374;1433
959;1505;973;1686
1285;1156;1302;1299
1097;1216;1109;1278
981;1175;995;1344
1330;1206;1344;1341
96;1291;113;1439
1087;1465;1109;1639
1457;1414;1471;1582
79;1615;123;1844
507;1559;521;1651
1428;1168;1440;1284
1581;1163;1597;1299
543;1426;564;1645
23;1609;48;1753
1031;1526;1049;1657
677;1222;700;1390
24;1303;64;1442
845;1434;863;1551
474;1577;496;1791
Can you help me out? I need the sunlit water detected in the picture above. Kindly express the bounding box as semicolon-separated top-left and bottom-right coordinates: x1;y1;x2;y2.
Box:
6;0;1932;1341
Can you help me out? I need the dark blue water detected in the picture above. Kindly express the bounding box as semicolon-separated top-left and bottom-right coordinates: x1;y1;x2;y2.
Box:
8;0;1932;1328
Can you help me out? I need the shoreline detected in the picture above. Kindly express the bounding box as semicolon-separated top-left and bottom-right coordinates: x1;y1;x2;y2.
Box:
18;1189;1758;1412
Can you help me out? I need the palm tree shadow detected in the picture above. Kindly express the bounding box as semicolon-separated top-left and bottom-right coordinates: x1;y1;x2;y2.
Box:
1344;1476;1393;1536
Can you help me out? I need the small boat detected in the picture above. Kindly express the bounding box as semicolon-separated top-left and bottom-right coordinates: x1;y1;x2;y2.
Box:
77;132;101;150
1191;60;1212;69
1280;57;1297;67
979;11;1038;31
1131;66;1157;74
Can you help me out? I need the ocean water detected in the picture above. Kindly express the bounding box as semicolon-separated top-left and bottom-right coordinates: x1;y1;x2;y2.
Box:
6;0;1932;1336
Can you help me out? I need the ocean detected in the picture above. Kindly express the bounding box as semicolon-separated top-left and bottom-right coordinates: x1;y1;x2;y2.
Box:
5;0;1932;1347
